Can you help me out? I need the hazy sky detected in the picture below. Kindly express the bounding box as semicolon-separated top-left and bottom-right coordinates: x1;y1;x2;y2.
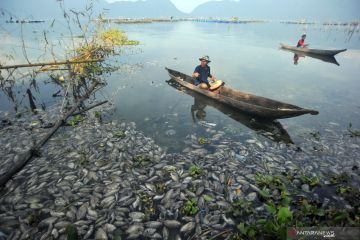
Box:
105;0;212;13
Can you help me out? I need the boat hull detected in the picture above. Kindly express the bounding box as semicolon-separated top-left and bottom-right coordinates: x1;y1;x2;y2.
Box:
166;68;319;119
280;43;346;56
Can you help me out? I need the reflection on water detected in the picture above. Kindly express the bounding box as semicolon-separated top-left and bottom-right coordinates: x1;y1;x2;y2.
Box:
1;21;360;151
281;49;340;66
166;79;294;144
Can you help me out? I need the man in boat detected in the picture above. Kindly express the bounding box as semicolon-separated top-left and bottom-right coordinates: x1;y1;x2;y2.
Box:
297;34;309;48
192;56;217;89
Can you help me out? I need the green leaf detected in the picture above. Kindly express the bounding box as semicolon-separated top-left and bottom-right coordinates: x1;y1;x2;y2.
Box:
248;228;256;237
259;187;271;198
265;204;276;215
257;219;267;224
334;211;348;222
264;221;275;233
237;222;247;235
281;196;291;207
316;208;325;217
277;207;293;224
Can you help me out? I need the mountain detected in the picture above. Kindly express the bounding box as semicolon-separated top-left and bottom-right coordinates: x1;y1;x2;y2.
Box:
0;0;186;20
0;0;89;19
104;0;185;18
191;0;360;21
1;0;359;21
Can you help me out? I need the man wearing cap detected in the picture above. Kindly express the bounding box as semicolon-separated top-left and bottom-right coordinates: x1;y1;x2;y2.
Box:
297;34;309;48
192;56;216;89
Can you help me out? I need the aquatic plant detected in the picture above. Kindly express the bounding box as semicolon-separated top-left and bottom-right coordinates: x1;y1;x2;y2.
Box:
229;170;360;239
299;174;320;187
133;155;151;166
189;165;203;178
348;123;360;137
65;224;79;240
309;130;321;140
139;194;155;218
230;199;255;218
198;137;210;145
94;111;101;118
182;198;200;216
78;152;89;166
155;182;166;194
100;28;139;46
114;130;126;138
68;115;85;127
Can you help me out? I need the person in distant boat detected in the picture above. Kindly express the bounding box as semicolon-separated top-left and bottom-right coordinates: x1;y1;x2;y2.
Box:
297;34;309;48
192;56;216;89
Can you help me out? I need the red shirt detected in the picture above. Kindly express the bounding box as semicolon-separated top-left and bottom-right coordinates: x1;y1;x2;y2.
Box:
297;39;305;47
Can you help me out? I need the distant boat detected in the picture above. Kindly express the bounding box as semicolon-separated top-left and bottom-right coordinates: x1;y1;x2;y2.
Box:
5;20;45;24
166;68;319;119
280;43;346;56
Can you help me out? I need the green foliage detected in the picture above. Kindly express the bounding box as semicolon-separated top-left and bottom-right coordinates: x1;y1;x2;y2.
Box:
94;111;101;118
237;222;257;239
182;198;200;216
139;194;155;218
230;170;360;239
78;152;89;166
198;137;210;145
230;199;255;218
348;122;360;137
300;175;320;187
310;130;321;140
68;115;85;127
100;29;139;46
155;182;166;194
114;130;126;138
133;155;151;166
65;224;79;240
189;165;203;178
277;207;293;223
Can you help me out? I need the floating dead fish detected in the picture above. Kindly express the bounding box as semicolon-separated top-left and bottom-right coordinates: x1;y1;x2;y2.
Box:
164;220;181;228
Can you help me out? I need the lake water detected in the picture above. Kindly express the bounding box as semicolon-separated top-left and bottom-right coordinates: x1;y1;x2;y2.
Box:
1;21;360;152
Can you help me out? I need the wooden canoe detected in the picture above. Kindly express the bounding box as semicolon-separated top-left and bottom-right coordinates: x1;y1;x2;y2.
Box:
280;43;346;56
165;68;319;119
166;79;294;144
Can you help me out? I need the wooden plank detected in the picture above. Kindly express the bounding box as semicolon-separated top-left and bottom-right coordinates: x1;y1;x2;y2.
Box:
0;59;104;70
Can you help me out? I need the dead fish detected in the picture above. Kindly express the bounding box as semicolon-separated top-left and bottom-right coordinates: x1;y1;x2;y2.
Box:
103;223;116;233
143;228;157;237
126;224;144;235
222;214;235;226
87;208;98;218
170;172;179;182
129;212;145;221
164;220;181;228
180;222;196;233
145;183;156;192
76;203;88;220
144;221;163;229
95;228;108;240
162;227;169;240
83;225;94;239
